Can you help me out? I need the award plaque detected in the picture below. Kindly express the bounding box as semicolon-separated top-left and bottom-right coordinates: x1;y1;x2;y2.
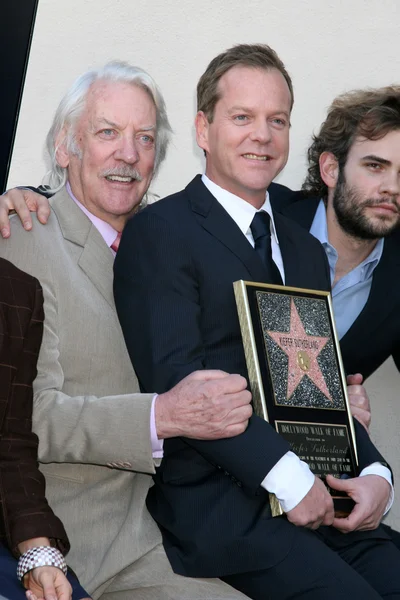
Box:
233;280;358;517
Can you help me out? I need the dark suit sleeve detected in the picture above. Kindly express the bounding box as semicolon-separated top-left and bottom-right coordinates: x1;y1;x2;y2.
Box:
0;277;69;556
114;210;290;494
353;419;390;473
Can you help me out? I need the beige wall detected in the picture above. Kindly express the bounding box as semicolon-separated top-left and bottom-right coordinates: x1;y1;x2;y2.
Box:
7;0;400;526
367;360;399;529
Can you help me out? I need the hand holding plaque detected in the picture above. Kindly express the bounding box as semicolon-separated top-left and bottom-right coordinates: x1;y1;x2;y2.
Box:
286;475;335;529
234;280;358;517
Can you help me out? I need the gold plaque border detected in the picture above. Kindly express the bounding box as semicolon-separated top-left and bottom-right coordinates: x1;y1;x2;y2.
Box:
233;280;359;517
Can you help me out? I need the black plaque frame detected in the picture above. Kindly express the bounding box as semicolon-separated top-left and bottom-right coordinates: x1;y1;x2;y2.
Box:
234;280;358;516
0;1;39;193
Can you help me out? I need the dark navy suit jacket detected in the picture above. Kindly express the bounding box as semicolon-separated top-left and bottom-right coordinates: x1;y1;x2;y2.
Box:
114;176;389;579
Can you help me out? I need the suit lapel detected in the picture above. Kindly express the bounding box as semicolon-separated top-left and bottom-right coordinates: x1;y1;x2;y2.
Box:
51;188;115;308
273;212;312;287
186;176;270;282
341;236;400;346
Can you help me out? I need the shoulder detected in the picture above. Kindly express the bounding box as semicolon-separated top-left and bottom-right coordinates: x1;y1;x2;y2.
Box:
147;187;190;216
2;187;76;251
275;211;319;245
269;182;315;212
0;203;66;290
1;208;59;253
126;186;192;233
268;181;297;209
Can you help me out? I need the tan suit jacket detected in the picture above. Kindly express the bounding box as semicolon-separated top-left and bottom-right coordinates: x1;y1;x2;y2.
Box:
0;188;160;597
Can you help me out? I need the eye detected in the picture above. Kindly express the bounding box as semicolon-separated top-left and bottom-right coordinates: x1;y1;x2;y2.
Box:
366;162;383;171
139;134;155;144
271;117;287;128
233;114;249;123
98;128;117;138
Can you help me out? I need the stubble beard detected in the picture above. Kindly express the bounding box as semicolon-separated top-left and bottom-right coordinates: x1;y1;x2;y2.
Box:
333;170;400;240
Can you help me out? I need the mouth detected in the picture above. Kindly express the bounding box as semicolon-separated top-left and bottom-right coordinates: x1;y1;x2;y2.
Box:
368;202;399;215
105;175;137;183
242;153;272;161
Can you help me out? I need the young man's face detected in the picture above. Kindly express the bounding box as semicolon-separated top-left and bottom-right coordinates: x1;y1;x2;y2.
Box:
332;130;400;239
195;66;291;208
61;80;157;229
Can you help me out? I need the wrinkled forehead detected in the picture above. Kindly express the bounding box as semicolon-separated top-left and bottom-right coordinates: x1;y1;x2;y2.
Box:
80;79;157;127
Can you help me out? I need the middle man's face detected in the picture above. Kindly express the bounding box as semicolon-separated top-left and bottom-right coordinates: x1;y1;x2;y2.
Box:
196;65;291;208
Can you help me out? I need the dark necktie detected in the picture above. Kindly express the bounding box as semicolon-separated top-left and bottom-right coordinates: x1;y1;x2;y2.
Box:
250;211;283;285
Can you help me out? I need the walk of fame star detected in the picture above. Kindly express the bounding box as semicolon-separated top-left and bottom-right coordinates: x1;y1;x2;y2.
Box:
267;298;333;402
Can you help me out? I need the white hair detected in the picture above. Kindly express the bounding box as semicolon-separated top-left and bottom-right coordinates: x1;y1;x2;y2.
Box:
44;60;172;192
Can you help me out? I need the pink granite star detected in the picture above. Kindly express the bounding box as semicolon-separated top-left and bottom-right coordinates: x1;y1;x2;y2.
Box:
267;298;332;402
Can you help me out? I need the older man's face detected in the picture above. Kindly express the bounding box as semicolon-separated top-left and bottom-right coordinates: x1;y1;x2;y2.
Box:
64;80;157;229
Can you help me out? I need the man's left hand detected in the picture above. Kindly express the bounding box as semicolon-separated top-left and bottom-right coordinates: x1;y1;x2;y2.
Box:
327;473;390;533
347;373;371;432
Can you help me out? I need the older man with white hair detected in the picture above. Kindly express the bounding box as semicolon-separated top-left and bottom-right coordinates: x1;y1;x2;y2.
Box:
0;61;252;600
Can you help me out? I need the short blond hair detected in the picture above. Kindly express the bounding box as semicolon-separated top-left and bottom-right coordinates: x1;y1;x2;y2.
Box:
197;43;294;122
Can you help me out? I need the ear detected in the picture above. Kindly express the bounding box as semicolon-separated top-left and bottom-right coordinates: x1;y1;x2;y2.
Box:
319;151;339;189
55;127;70;168
195;111;210;154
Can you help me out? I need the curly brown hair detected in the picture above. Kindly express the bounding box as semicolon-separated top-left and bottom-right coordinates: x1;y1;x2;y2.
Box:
302;86;400;199
197;43;294;123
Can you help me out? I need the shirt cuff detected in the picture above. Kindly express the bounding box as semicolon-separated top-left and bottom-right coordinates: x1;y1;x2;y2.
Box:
261;450;315;512
150;395;164;459
359;462;394;515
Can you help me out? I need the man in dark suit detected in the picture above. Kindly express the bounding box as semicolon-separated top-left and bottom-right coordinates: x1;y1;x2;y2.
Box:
0;257;89;600
114;44;400;599
269;85;400;382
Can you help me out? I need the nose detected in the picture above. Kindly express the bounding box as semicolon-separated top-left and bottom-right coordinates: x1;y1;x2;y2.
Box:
379;171;400;197
249;119;272;144
114;135;139;164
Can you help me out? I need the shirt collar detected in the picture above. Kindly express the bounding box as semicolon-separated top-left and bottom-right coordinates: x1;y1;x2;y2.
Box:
310;198;384;280
66;181;118;250
310;199;330;247
201;174;280;244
